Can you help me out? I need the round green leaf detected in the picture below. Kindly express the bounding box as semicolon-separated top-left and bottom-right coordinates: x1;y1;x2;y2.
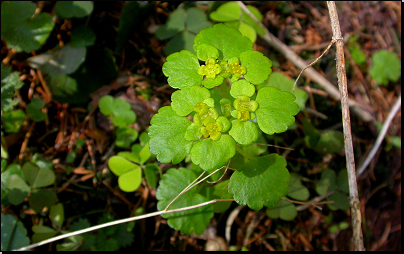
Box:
112;110;137;127
313;130;344;155
55;1;94;19
1;1;55;53
229;120;258;146
238;21;257;43
155;8;185;40
112;97;131;113
98;95;114;116
156;168;214;235
193;24;253;61
265;199;297;221
315;169;338;196
287;173;310;201
228;154;291;210
29;189;57;214
209;2;241;22
164;31;196;56
255;87;299;135
230;80;255;98
185;8;213;34
22;161;55;188
26;98;47;122
240;50;272;84
1;214;30;251
27;45;86;76
117;151;140;164
370;49;401;86
149;106;193;164
70;25;96;47
6;175;30;205
328;191;350;211
171;86;211;116
196;44;219;62
115;127;138;149
162;50;202;89
32;225;58;243
108;156;139;176
190;134;236;171
118;167;142;192
202;76;224;89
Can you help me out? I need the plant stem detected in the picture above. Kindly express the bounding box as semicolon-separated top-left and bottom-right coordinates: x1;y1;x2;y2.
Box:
220;79;228;99
15;199;234;251
326;1;365;250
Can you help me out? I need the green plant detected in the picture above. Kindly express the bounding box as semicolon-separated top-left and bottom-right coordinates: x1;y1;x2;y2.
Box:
148;24;301;234
315;169;350;211
303;119;344;155
1;213;30;251
155;5;213;55
209;2;265;43
369;49;401;86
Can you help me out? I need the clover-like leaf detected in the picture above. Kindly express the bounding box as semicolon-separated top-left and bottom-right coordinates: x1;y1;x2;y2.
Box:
162;50;202;89
156;168;214;235
240;50;272;84
115;127;138;149
229;120;258;146
118;167;142;192
287;173;310;201
1;1;55;53
29;189;57;213
108;156;138;176
190;134;236;171
315;169;338;196
5;174;30;206
98;95;114;116
265;199;297;221
230;80;255;98
26;97;47;122
237;21;257;43
164;31;196;56
1;214;30;251
171;86;211;116
144;164;159;189
328;191;350;211
369;49;401;86
70;25;96;47
55;1;94;19
155;8;185;40
32;225;58;243
228;154;290;210
258;72;309;110
210;2;241;22
22;161;55;188
193;24;253;61
50;203;65;229
112;110;137;127
185;8;213;35
241;5;265;36
149;106;193;164
255;87;299;135
313;130;344;155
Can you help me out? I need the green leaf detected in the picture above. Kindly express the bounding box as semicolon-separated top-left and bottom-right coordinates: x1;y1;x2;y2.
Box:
1;163;24;205
313;130;344;155
1;63;24;114
112;97;131;112
29;189;57;213
171;86;211;116
1;1;55;53
156;168;214;235
315;169;338;196
185;8;213;34
139;143;152;164
6;174;30;205
26;97;47;122
112;110;137;127
115;127;138;149
108;156;139;176
287;173;310;201
1;214;30;251
70;25;96;47
258;72;309;110
149;106;193;164
27;45;86;76
190;134;236;171
209;2;241;22
241;5;265;36
229;154;290;210
32;225;58;243
155;8;185;40
162;50;202;89
265;199;297;221
2;109;26;133
164;30;197;56
237;21;257;43
118;167;142;192
22;161;55;188
337;170;349;194
50;203;65;229
229;120;258;146
370;49;401;86
255;87;299;135
230;80;255;98
144;164;158;188
98;95;114;116
328;191;350;211
209;180;233;213
240;50;272;84
55;1;94;19
193;24;253;61
117;151;140;164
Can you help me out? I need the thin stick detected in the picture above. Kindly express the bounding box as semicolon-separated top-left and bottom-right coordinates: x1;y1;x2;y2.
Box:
237;1;374;123
327;2;365;250
15;199;234;251
357;95;401;177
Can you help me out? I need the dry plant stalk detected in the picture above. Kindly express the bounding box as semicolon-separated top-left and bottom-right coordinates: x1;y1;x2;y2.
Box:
326;1;365;251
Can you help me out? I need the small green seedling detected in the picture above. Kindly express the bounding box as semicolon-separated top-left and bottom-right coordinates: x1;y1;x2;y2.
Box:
369;49;401;86
209;2;265;43
149;24;301;234
315;169;350;211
